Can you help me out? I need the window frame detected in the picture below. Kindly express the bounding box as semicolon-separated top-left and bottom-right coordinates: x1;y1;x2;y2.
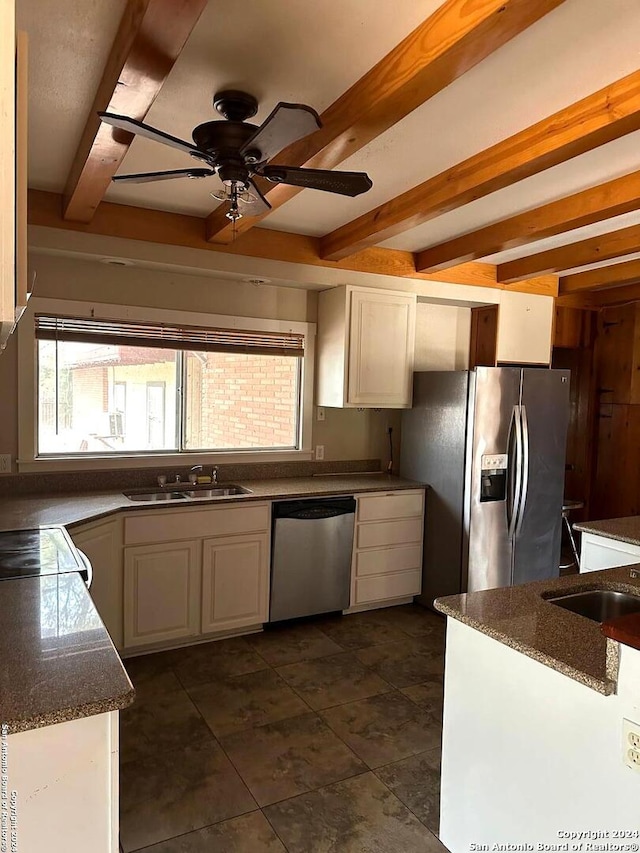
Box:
19;297;315;472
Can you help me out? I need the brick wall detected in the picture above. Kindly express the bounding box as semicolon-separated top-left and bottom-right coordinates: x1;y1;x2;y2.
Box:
186;352;299;450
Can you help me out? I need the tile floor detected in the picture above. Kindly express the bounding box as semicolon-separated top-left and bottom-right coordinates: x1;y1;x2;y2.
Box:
119;603;447;853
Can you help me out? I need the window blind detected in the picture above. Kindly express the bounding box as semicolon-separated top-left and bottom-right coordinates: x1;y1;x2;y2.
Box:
35;315;305;358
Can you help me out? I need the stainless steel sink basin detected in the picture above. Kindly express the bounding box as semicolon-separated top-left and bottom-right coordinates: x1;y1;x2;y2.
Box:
125;485;251;502
126;491;188;502
184;485;252;499
546;589;640;623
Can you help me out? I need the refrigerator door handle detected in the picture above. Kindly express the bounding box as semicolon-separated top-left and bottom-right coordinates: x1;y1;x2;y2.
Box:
515;404;530;536
506;405;523;541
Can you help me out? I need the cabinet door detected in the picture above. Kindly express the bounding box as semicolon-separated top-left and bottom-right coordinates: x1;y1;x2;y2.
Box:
580;533;640;573
201;534;269;633
124;540;201;648
70;517;123;650
348;290;415;407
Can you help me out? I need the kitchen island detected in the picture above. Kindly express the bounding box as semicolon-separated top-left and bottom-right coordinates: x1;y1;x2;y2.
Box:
0;571;134;853
575;516;640;573
434;567;640;850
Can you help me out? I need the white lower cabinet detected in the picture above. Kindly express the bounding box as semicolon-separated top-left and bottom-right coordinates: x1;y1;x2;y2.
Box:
580;531;640;573
124;540;201;648
202;534;269;633
351;490;424;607
69;516;124;650
122;502;271;652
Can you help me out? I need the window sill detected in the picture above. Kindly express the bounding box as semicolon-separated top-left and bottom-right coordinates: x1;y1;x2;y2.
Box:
17;449;314;474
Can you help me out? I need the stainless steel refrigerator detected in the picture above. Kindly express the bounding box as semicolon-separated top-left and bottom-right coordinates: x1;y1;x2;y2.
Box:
400;367;570;605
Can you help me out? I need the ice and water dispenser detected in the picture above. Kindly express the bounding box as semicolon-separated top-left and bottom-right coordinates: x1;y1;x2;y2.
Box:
479;453;508;502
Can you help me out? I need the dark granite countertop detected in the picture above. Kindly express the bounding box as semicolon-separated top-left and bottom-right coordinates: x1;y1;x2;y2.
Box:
574;516;640;547
0;572;134;733
434;566;640;695
0;474;425;532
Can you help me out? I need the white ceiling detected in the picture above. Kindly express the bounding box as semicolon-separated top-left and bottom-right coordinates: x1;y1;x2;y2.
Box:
18;0;640;274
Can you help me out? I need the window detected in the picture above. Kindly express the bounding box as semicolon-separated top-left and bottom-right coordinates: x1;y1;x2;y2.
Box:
35;314;305;456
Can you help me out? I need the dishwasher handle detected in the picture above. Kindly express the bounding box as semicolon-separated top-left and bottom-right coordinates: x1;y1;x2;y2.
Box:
273;497;356;521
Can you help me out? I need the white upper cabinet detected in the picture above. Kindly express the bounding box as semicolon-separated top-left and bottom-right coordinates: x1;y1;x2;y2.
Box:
317;285;416;408
0;20;27;353
496;292;553;366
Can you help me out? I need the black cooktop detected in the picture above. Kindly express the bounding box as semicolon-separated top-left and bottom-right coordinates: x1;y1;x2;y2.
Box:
0;526;85;581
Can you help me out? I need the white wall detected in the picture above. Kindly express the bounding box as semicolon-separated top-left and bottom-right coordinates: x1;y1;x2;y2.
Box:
413;303;470;371
440;619;640;850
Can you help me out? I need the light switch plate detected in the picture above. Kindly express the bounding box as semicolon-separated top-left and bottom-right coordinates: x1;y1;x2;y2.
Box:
316;407;326;422
315;445;325;460
0;454;11;474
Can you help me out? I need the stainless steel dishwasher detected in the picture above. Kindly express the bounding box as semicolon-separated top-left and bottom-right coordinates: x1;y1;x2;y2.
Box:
270;497;356;622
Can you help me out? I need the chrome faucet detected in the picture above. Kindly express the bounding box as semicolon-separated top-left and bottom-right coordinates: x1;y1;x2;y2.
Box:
212;466;219;485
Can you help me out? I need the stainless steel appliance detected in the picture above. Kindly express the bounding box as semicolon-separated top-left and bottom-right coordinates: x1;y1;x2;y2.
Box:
270;497;355;621
0;526;93;587
400;367;570;604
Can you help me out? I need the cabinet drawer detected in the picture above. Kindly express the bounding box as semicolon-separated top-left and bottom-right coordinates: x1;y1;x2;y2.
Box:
357;491;423;522
354;569;421;604
124;502;270;545
580;533;640;573
357;517;423;549
356;545;422;577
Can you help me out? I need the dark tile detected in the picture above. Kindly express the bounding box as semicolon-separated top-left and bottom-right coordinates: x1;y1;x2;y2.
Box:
264;771;445;853
170;637;269;688
375;604;447;639
277;652;391;710
246;624;343;666
124;651;183;701
355;638;443;688
136;811;286;852
119;739;256;852
188;668;308;737
219;712;365;806
375;749;441;834
314;612;408;650
321;692;441;769
401;674;445;720
120;690;214;765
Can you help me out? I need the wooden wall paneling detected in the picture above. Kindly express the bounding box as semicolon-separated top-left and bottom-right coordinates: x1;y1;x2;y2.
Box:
595;304;640;405
553;307;595;349
469;305;498;368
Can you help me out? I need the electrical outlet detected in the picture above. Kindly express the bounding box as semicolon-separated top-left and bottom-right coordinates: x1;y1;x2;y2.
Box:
315;445;325;460
0;454;11;474
623;719;640;771
316;407;326;422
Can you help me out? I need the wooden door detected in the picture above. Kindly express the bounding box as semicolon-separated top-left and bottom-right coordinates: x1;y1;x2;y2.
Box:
201;534;269;633
348;290;415;407
124;540;201;648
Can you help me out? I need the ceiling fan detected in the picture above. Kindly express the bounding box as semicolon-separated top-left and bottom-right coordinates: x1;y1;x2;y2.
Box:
99;90;373;223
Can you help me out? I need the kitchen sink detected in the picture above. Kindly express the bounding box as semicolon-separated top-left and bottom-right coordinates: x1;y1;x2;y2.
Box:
126;491;188;502
184;486;252;498
546;589;640;623
125;485;251;502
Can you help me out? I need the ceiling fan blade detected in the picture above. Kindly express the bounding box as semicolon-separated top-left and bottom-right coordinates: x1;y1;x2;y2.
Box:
260;165;373;197
238;180;273;216
240;103;321;164
98;112;206;159
112;168;214;184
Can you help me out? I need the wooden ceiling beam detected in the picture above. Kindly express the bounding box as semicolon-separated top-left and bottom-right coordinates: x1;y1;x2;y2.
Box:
62;0;207;223
321;70;640;261
415;171;640;273
560;259;640;293
205;0;570;244
29;189;556;296
497;223;640;283
557;281;640;309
